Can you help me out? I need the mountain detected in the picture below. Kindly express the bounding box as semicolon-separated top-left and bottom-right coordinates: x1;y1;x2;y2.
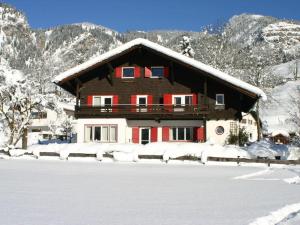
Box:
0;3;300;133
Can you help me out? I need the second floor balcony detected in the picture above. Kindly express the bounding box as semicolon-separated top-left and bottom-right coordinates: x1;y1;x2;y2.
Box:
75;104;209;119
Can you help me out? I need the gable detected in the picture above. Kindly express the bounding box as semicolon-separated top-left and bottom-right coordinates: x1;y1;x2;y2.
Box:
53;38;266;101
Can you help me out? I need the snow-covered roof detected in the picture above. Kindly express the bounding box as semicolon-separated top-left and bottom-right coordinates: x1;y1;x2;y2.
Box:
57;102;75;112
271;130;290;138
53;38;267;100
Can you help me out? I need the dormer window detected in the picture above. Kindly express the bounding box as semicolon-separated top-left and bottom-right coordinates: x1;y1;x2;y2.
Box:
151;67;164;78
122;67;135;78
216;94;224;105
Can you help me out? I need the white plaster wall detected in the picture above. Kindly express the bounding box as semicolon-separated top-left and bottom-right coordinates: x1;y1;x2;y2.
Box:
125;126;132;143
157;127;162;142
206;119;236;145
240;114;258;142
75;118;128;143
30;109;58;127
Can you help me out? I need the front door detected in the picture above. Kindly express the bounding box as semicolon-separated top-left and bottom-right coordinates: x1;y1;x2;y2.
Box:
140;128;150;145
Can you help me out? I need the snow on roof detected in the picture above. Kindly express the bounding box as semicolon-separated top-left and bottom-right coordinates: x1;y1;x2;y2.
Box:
53;38;267;100
271;130;290;138
57;102;75;112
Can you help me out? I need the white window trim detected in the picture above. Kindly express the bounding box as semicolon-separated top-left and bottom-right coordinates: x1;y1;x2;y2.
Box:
122;66;135;79
84;124;117;143
170;127;193;141
216;94;225;105
172;95;193;105
139;127;151;144
92;95;113;106
150;66;164;78
136;95;148;105
136;95;148;112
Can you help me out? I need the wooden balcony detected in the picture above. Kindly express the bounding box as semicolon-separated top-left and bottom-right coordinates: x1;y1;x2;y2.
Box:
75;104;209;120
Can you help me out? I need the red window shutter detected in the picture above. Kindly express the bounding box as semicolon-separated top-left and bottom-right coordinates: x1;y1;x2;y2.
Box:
147;95;153;111
115;67;122;78
131;95;137;112
194;127;205;142
112;95;118;112
162;127;170;142
132;127;139;144
145;67;152;78
192;93;197;106
164;67;169;77
87;96;93;106
151;127;158;142
163;94;172;112
134;66;141;78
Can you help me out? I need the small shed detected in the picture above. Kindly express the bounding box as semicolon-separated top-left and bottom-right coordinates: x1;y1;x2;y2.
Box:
271;130;290;145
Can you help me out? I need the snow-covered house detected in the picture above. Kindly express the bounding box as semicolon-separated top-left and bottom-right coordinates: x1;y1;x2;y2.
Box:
239;112;259;142
53;38;266;145
28;102;74;138
271;130;290;144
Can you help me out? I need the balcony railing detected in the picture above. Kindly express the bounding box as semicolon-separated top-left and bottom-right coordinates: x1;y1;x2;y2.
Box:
75;104;209;119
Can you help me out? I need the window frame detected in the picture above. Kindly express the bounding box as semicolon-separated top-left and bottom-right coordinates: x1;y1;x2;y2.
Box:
92;95;113;111
172;95;193;105
139;127;151;145
136;95;148;112
170;127;193;141
122;66;135;79
216;94;225;105
84;124;118;143
150;66;164;78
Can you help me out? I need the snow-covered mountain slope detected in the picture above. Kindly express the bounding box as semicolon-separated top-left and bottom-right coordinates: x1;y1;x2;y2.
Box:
262;21;300;46
1;3;300;133
261;80;300;133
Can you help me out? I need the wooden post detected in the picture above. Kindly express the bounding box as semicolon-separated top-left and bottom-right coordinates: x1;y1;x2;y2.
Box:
203;117;207;142
76;81;79;107
107;63;114;86
256;100;261;141
170;62;174;84
204;77;208;106
22;128;28;150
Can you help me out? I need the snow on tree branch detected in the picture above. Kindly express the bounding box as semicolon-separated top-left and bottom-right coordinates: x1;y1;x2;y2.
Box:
179;36;195;58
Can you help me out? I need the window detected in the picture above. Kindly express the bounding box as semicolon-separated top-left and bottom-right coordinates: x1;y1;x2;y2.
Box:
84;125;117;142
93;96;113;111
136;95;148;112
122;67;134;78
216;94;225;105
215;126;224;135
31;111;47;119
241;119;247;124
170;127;193;141
173;95;192;105
230;122;238;135
248;120;253;125
173;95;192;112
94;126;101;141
151;67;164;78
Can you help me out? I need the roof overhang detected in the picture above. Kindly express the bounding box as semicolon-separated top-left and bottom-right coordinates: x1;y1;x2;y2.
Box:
53;38;267;101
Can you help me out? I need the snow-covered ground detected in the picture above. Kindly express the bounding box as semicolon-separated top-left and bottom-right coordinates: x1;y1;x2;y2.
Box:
0;160;299;225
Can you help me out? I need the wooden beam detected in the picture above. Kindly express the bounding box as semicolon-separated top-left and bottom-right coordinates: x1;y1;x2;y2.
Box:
204;77;208;105
76;81;80;107
65;81;76;94
106;63;114;86
170;62;175;84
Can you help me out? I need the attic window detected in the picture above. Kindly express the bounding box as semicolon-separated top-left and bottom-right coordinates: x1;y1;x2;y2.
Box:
216;94;225;105
151;67;164;78
122;67;134;78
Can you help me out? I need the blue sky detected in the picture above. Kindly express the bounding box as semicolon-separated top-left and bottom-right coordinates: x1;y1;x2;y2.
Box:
3;0;300;31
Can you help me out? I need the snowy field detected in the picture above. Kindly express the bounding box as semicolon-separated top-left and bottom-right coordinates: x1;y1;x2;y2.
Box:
0;160;299;225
